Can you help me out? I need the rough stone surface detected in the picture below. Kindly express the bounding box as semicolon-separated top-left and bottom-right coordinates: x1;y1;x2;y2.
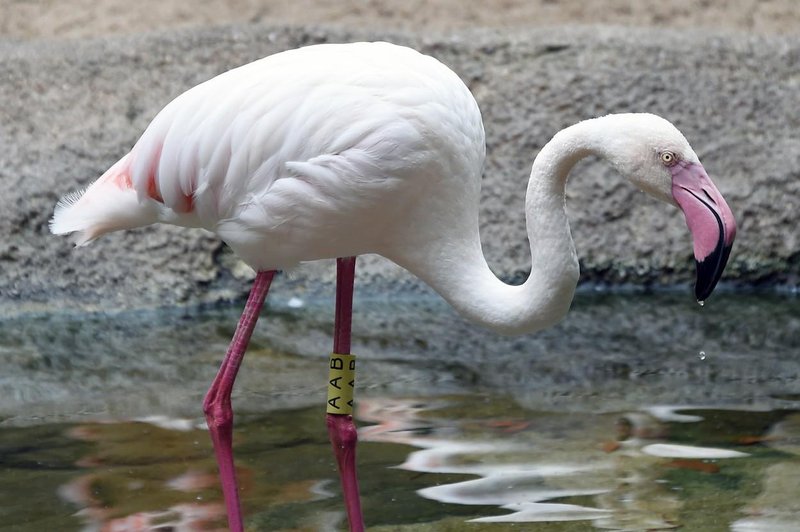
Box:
1;25;798;312
4;0;800;39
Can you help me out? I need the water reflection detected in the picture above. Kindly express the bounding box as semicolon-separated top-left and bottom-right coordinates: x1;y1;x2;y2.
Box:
0;396;798;530
0;292;798;529
2;292;798;424
730;411;800;532
57;419;227;530
359;396;794;530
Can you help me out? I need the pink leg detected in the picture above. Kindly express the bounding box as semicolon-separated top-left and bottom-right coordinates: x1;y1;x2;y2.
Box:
327;257;365;532
203;270;275;532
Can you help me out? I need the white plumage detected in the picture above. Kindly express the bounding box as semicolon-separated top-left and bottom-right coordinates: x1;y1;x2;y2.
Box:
52;41;735;333
51;41;736;531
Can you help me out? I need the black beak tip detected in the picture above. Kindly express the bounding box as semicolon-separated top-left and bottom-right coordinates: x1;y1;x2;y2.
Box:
694;244;733;302
694;271;716;302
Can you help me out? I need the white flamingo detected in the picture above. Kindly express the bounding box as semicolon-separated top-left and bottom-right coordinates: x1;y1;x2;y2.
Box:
50;41;736;531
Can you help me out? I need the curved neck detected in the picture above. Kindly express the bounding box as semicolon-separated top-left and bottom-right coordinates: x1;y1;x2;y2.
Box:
394;119;605;335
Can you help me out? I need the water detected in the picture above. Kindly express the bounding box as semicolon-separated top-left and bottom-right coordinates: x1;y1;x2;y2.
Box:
1;292;798;530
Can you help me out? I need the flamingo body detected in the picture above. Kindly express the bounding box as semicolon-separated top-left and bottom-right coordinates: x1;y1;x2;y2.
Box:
52;42;736;334
51;41;737;531
54;42;484;272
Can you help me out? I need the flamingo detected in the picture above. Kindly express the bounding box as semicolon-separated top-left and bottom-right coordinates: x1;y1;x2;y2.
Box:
50;41;736;531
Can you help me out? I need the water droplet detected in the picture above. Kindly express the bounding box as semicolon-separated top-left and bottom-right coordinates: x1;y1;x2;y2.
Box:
699;351;706;361
698;300;705;307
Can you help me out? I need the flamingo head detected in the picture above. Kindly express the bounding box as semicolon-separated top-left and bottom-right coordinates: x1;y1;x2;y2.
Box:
602;114;737;302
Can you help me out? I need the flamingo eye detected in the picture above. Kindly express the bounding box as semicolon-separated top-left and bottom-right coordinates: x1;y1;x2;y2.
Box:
660;151;677;166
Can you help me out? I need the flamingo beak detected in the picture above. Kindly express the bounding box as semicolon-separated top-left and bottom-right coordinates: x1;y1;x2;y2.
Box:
671;161;737;302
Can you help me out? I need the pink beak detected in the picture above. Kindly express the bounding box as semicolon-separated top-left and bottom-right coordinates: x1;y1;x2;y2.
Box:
671;161;737;302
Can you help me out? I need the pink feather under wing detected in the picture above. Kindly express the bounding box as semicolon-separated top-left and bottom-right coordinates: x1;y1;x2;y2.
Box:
50;152;160;244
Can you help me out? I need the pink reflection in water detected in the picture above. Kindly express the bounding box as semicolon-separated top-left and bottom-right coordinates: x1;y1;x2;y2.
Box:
357;396;752;528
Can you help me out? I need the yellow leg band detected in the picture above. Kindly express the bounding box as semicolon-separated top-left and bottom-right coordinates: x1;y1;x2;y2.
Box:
327;353;356;415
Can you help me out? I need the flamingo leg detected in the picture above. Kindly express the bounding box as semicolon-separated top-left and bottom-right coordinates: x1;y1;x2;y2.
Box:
203;270;276;532
327;256;365;532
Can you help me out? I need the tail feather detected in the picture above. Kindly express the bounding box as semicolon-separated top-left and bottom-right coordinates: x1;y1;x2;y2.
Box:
50;153;159;246
50;186;93;246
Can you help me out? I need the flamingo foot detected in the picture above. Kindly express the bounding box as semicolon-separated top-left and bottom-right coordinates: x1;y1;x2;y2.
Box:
327;413;364;532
